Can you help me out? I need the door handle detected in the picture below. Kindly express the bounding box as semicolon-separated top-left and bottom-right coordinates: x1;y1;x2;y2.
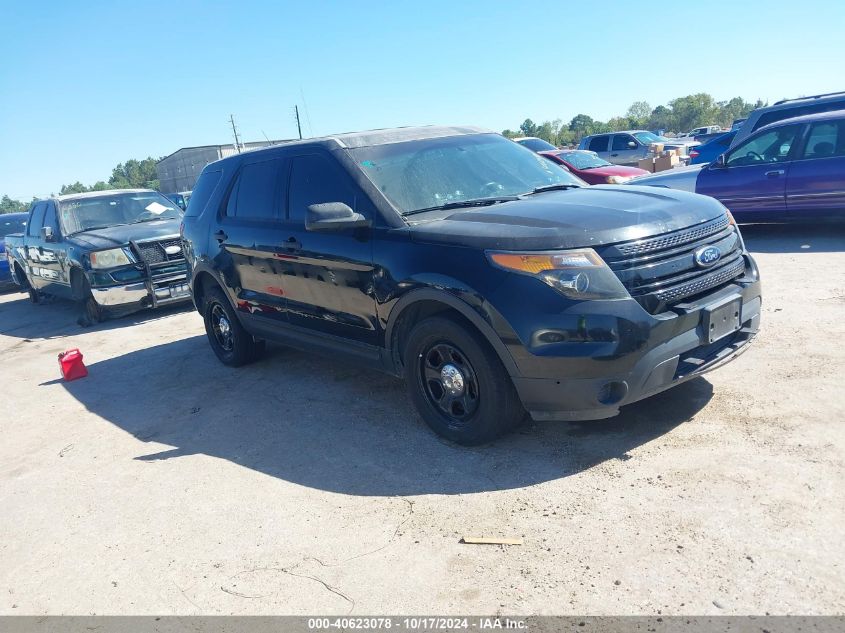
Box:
284;237;302;251
765;169;785;177
213;230;228;243
610;153;619;157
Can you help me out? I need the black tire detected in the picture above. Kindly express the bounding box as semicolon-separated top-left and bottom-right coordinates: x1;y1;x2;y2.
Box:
202;287;265;366
72;272;102;327
17;267;39;302
28;288;41;304
403;315;525;445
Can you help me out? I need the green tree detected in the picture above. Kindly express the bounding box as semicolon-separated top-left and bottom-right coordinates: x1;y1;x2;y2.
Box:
108;157;160;190
519;119;538;137
568;114;595;134
0;195;30;214
625;101;651;128
60;181;90;195
667;93;720;133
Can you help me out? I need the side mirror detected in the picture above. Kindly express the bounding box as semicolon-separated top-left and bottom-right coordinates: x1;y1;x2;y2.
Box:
627;141;637;149
714;153;727;168
305;202;371;232
41;226;55;242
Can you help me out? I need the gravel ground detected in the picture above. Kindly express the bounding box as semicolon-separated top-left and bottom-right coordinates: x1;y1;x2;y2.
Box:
1;223;843;616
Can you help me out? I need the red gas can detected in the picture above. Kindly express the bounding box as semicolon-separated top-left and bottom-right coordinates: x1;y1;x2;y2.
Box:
58;349;88;381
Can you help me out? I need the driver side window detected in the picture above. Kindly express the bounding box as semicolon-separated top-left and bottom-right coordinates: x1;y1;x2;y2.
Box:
725;124;802;167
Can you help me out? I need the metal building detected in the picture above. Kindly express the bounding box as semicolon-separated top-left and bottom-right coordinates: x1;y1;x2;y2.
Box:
156;140;290;193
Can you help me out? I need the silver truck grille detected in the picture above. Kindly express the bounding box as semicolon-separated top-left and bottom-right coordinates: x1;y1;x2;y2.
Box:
135;239;184;265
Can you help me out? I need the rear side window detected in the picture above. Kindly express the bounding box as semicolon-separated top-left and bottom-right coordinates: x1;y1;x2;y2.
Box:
27;203;46;237
184;169;222;218
288;154;356;222
588;136;609;152
225;158;284;221
801;120;845;159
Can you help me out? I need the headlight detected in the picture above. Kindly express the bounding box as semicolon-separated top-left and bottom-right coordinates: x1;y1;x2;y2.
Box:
89;247;135;269
487;248;629;300
605;175;632;184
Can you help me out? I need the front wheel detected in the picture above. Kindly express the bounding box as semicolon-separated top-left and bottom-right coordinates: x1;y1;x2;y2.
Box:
72;273;102;327
203;287;265;366
403;316;525;445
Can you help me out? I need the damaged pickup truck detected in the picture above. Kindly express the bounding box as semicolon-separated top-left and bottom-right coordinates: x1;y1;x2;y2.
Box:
5;189;191;324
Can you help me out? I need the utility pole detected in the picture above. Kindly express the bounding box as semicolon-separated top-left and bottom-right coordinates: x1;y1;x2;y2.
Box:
294;105;303;140
229;114;242;153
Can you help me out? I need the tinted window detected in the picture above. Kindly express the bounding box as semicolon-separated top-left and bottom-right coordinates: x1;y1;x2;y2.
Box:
517;138;557;152
754;100;845;131
588;136;609;152
612;135;634;151
43;202;60;235
27;203;46;237
228;159;283;221
726;124;802;167
801;120;845;159
185;169;222;218
289;154;355;222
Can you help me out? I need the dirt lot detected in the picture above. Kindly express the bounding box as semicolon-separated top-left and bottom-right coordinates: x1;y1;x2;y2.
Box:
1;223;843;616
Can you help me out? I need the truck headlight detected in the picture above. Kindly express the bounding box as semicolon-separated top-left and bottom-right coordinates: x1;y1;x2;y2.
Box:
90;247;135;269
487;248;629;300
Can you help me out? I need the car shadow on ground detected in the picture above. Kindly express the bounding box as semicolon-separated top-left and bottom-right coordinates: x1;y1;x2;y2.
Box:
741;221;845;254
0;293;193;339
52;335;713;496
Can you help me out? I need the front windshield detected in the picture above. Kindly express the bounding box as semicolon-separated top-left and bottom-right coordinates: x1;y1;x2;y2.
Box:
350;134;582;215
558;151;611;170
634;131;670;144
60;191;182;235
0;216;27;238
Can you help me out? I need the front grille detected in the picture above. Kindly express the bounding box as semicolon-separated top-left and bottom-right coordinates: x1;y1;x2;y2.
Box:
599;216;746;314
134;238;184;265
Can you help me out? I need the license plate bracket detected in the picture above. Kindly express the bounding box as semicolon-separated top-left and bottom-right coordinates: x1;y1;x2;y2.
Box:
703;296;742;343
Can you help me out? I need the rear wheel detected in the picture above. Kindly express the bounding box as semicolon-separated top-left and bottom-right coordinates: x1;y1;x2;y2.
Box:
403;315;524;445
203;287;265;366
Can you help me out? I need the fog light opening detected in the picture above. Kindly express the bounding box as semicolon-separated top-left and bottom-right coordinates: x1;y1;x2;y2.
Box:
597;380;628;406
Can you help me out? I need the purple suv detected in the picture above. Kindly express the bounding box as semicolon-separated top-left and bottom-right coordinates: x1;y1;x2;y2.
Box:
628;110;845;222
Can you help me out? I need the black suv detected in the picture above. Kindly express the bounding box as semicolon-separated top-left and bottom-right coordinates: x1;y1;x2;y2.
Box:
182;126;761;445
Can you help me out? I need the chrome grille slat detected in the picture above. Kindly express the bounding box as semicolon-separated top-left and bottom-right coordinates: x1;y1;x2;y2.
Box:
612;215;729;257
599;214;746;313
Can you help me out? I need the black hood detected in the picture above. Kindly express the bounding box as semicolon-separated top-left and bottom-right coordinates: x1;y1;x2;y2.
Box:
66;217;182;250
407;185;727;250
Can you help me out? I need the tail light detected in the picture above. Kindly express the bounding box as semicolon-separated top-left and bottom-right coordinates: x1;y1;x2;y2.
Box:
689;149;700;159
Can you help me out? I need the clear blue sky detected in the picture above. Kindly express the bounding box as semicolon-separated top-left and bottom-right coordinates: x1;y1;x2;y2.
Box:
1;0;842;199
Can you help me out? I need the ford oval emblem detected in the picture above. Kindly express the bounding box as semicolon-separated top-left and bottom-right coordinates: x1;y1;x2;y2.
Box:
164;245;182;255
694;245;721;268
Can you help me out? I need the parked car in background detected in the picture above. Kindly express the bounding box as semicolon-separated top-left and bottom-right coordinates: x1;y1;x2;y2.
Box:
5;189;191;323
0;212;28;288
577;130;698;166
513;136;558;152
731;90;845;149
183;125;761;445
628;110;845;222
164;190;192;210
540;149;649;184
677;125;722;139
689;131;737;164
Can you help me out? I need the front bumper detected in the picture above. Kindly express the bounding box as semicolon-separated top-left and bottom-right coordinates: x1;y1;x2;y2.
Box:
509;262;762;422
91;269;191;309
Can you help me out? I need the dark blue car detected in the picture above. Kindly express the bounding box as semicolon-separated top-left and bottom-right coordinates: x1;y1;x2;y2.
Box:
689;131;736;165
630;109;845;222
0;213;28;288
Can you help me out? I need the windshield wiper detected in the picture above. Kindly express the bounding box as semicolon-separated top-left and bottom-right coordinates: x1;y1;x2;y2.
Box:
404;196;520;216
131;215;176;224
78;223;129;232
527;183;583;195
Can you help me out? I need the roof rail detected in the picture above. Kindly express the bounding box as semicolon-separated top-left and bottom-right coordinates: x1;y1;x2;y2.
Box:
774;90;845;105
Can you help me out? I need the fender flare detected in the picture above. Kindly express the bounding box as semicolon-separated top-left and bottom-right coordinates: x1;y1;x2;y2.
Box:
383;288;520;378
